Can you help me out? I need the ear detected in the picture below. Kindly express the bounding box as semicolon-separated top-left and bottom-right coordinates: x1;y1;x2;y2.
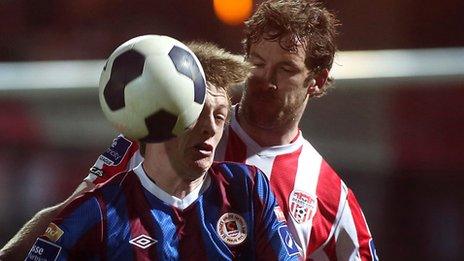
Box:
306;68;329;96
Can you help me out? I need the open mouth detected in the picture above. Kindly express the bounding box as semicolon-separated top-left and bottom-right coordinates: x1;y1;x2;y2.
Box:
193;143;214;155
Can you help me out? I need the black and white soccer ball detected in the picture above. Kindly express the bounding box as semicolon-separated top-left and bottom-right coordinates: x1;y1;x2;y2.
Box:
99;35;207;142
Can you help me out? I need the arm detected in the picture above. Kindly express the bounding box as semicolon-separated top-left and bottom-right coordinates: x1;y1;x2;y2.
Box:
24;193;103;261
84;134;142;184
1;134;141;260
252;167;300;261
0;181;94;261
332;189;378;261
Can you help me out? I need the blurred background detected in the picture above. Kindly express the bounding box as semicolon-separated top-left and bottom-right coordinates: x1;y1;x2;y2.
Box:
0;0;463;260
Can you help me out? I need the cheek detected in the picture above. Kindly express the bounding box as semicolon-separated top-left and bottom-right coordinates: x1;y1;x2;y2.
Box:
212;126;225;146
174;137;189;156
278;72;306;87
282;74;308;93
281;81;308;103
246;75;267;92
213;130;222;144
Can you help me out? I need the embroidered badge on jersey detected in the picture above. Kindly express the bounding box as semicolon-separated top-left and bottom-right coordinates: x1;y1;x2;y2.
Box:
99;135;132;166
26;238;62;261
43;222;64;242
129;234;157;249
278;225;300;257
216;213;247;246
89;166;104;177
289;190;317;224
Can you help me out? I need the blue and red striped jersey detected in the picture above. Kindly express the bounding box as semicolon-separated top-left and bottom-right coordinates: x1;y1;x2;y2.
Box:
27;162;300;260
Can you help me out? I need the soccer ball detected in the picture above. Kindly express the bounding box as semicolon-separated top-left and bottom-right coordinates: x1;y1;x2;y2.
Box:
99;35;207;142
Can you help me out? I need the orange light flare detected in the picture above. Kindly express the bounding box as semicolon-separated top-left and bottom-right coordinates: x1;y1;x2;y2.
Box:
213;0;253;26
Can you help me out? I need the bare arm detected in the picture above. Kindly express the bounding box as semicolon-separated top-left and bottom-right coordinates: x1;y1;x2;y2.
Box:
0;181;95;261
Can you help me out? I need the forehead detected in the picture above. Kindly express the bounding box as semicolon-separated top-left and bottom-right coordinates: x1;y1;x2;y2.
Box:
205;83;228;108
249;37;306;65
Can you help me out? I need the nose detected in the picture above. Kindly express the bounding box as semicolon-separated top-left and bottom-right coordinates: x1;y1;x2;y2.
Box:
257;66;277;90
197;111;216;137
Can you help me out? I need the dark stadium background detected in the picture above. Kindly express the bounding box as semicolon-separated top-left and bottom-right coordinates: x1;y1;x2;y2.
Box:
1;1;463;260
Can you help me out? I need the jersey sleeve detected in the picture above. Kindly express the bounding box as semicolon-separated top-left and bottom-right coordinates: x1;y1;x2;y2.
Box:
331;187;379;261
85;134;143;184
25;194;104;260
252;167;301;260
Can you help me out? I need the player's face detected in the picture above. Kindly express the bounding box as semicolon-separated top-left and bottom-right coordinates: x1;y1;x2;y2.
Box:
166;84;229;179
240;36;311;129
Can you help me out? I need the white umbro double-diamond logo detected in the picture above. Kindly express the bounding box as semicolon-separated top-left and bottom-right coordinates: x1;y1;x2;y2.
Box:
129;235;157;249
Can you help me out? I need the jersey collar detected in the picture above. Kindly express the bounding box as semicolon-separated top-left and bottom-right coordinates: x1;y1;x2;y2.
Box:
133;163;211;210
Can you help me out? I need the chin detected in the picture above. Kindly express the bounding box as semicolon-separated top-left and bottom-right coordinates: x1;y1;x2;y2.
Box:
246;108;285;129
183;172;206;182
244;99;276;116
189;160;212;176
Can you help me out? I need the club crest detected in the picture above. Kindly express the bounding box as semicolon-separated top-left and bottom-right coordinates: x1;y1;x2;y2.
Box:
216;212;247;246
289;190;317;224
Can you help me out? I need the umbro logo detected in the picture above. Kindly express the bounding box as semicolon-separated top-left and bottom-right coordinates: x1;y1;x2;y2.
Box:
129;235;157;249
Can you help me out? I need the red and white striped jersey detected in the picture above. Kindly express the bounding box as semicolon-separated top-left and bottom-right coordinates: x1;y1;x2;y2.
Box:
85;110;378;260
215;109;378;261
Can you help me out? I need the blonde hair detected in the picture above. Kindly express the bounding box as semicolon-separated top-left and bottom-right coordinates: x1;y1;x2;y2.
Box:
187;41;251;94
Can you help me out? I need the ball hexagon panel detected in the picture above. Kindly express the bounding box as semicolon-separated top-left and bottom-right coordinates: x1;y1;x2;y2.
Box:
168;46;206;105
104;50;146;111
140;109;178;142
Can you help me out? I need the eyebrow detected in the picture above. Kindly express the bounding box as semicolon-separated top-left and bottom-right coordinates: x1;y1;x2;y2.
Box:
214;104;229;114
248;51;264;61
279;60;300;69
249;51;301;69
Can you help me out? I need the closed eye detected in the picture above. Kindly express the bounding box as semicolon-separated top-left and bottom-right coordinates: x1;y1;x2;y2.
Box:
215;113;226;122
251;61;264;67
248;53;265;68
280;63;299;73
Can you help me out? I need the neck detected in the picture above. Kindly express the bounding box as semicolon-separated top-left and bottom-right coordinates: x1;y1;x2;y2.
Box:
142;143;206;199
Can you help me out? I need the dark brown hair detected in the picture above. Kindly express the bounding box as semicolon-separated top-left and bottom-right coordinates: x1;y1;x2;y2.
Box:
243;0;339;94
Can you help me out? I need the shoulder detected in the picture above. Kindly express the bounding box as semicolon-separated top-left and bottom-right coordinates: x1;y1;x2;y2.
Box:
94;170;139;192
298;138;346;205
58;171;141;223
210;162;275;211
297;138;348;217
211;161;262;181
56;191;101;223
311;160;351;232
316;160;346;200
210;162;269;192
75;171;140;211
210;162;272;199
